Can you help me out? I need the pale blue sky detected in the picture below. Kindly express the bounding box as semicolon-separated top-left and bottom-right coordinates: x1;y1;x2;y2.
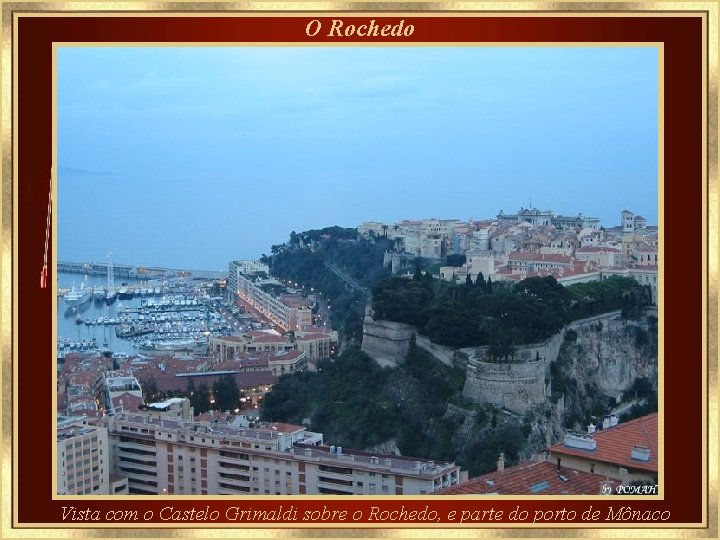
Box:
58;47;658;271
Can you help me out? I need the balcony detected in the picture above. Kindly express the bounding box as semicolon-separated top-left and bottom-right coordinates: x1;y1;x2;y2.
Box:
116;445;156;457
117;459;157;474
119;465;158;480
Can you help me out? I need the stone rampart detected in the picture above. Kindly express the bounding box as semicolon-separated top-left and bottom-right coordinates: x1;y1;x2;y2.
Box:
361;316;415;368
463;359;546;413
361;315;455;368
415;333;455;368
362;310;641;414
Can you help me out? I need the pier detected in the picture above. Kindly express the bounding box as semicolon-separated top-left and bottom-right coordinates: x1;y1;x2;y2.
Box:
57;261;227;281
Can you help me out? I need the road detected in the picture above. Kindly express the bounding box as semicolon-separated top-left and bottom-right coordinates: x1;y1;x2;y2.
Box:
323;262;371;299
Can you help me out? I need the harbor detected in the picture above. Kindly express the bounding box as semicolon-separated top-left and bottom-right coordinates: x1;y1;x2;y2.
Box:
57;271;233;359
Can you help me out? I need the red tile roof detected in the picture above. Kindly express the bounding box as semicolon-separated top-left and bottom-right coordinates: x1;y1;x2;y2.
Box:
68;371;101;387
436;461;620;495
576;247;621;254
270;350;304;360
248;332;288;343
550;413;658;473
266;422;305;434
111;392;144;413
508;251;573;264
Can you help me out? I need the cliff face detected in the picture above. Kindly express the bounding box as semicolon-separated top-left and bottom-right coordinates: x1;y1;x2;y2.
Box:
357;310;657;474
362;310;658;417
560;316;657;396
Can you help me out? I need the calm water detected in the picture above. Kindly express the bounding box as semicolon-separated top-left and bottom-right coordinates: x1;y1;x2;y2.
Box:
57;273;146;355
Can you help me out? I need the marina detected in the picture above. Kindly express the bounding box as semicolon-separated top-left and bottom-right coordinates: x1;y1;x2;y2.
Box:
57;272;233;358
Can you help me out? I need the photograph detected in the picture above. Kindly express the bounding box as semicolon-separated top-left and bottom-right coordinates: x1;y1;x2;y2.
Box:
55;45;660;498
4;4;713;534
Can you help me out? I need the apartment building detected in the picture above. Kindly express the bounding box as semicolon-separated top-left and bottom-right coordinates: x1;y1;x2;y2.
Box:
105;413;460;496
548;413;658;483
104;370;144;415
507;251;574;272
57;417;110;495
210;328;337;362
228;260;270;294
234;272;312;332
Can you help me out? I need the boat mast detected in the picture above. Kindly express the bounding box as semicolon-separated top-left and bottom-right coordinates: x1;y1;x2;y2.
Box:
107;252;114;289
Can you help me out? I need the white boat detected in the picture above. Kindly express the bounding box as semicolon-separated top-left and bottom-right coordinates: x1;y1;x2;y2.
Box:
105;288;117;305
65;282;91;311
92;287;105;303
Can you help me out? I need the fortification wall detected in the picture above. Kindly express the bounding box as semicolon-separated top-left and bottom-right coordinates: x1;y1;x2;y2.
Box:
362;310;643;414
415;333;455;367
464;359;546;413
360;316;415;368
360;315;455;368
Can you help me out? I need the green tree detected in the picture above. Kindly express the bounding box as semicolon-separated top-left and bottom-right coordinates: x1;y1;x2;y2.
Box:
143;376;161;403
213;374;240;412
191;383;211;414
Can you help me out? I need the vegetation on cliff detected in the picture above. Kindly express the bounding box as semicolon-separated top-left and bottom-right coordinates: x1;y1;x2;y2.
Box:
371;273;653;354
261;227;391;342
551;315;659;430
261;343;529;477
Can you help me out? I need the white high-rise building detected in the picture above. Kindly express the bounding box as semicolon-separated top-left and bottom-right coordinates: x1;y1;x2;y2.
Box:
57;417;110;495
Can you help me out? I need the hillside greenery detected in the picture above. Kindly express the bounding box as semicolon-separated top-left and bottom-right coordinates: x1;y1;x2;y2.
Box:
262;227;392;342
371;273;653;355
261;344;528;476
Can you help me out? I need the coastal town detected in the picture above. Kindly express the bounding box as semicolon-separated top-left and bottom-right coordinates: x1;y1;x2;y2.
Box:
57;206;658;496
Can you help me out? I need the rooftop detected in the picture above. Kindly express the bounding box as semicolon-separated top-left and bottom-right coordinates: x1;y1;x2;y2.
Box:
436;461;619;495
550;413;658;473
508;251;573;264
576;246;621;254
292;443;456;476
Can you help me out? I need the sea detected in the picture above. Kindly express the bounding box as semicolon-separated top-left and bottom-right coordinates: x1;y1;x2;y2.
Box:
56;272;146;355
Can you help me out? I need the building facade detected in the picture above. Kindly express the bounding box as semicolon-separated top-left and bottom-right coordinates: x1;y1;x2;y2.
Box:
233;272;311;332
57;418;110;495
105;413;460;496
